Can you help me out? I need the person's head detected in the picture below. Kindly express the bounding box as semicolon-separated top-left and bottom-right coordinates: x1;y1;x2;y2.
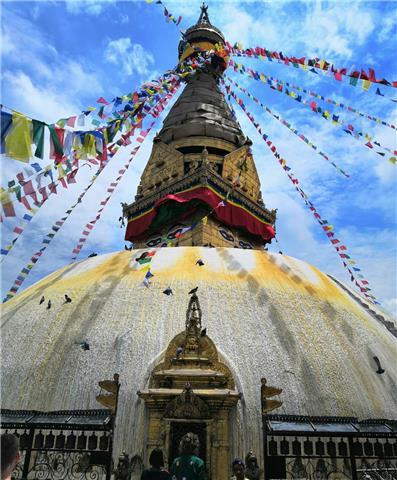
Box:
149;448;164;469
1;434;21;480
179;432;200;456
245;451;258;468
232;458;245;480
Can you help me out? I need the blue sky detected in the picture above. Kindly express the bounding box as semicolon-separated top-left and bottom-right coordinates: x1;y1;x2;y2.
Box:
1;0;396;315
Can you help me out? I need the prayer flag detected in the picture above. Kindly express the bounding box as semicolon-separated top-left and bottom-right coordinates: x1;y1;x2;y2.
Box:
97;97;110;105
1;111;13;154
5;112;32;162
362;80;371;91
145;269;154;279
32;120;45;159
48;125;65;162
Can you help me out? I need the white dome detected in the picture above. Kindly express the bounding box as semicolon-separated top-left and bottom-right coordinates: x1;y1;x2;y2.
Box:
2;247;396;459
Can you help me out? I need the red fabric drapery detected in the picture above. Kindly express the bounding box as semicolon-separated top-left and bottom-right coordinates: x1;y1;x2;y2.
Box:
125;186;275;242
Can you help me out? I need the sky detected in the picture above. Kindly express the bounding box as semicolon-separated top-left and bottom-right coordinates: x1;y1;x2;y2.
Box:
1;0;396;316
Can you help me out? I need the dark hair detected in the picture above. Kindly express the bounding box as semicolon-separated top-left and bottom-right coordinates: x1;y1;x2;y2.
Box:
232;458;245;468
179;432;200;456
1;434;19;477
149;448;164;468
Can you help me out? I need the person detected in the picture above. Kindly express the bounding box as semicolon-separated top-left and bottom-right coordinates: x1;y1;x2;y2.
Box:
231;458;249;480
171;432;206;480
244;452;261;480
141;448;171;480
1;433;21;480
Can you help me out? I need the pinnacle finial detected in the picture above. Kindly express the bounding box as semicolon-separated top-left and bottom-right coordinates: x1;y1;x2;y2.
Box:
198;3;210;24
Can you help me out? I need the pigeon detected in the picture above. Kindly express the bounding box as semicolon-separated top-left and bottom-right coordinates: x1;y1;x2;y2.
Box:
88;252;97;258
196;259;204;266
39;296;45;305
163;287;173;296
64;294;72;304
188;287;198;295
200;328;207;337
278;251;283;255
79;340;90;351
47;300;52;310
176;346;183;358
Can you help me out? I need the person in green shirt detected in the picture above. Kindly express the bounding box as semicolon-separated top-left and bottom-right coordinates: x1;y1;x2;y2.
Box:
171;432;206;480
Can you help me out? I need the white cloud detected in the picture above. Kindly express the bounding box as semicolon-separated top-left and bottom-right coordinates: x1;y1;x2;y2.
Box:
1;7;104;123
119;14;129;25
104;37;155;77
65;0;116;16
2;71;81;122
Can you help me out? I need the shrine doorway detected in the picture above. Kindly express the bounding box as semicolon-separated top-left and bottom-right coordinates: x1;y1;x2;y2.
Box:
137;293;241;480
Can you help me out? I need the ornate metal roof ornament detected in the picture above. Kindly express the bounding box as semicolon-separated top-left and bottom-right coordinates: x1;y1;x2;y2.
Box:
186;293;202;334
184;293;202;356
163;382;210;419
261;377;283;414
197;3;210;24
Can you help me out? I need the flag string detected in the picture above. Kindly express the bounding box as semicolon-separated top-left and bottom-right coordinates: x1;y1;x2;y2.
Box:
224;76;350;178
1;161;93;261
228;59;395;130
69;82;182;263
230;61;396;164
227;85;378;304
2;78;181;302
226;44;397;99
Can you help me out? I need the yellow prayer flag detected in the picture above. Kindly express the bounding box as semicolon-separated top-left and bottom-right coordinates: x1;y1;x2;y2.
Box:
84;134;97;158
57;163;66;179
389;156;396;164
202;216;208;225
5;113;32;162
362;80;371;91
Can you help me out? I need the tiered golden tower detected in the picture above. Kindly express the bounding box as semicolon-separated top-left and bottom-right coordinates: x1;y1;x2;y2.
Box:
123;6;276;250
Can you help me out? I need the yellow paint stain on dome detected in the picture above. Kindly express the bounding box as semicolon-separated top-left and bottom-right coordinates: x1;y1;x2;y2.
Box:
1;248;382;329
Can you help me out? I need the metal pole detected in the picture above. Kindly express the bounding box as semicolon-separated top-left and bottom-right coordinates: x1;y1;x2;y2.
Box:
21;428;34;480
348;437;358;480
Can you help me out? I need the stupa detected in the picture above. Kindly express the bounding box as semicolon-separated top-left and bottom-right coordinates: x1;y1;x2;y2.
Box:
1;5;396;479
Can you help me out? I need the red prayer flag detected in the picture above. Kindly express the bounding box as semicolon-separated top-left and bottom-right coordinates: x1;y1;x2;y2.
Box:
67;116;77;127
20;197;31;210
97;97;110;105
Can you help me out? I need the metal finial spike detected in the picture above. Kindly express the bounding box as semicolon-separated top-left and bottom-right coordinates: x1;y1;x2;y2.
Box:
198;2;210;24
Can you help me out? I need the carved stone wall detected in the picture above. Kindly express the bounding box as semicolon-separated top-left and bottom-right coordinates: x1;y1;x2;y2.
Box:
223;146;262;203
136;141;184;200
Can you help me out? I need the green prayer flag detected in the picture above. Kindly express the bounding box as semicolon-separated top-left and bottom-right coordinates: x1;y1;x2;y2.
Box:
14;185;21;201
32;120;45;159
48;125;64;156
